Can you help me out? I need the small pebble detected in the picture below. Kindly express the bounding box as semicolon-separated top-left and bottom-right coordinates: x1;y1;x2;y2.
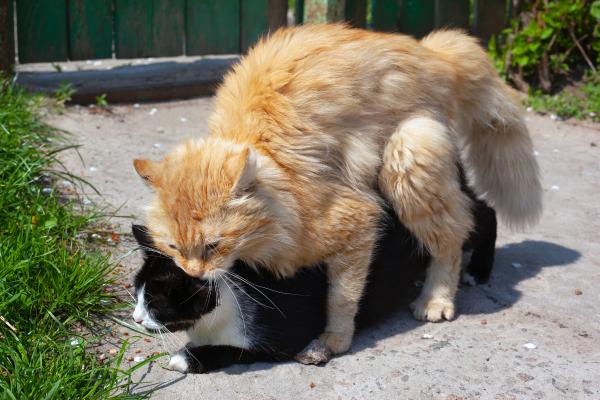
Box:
511;262;523;269
551;185;560;191
109;348;118;356
309;382;316;389
156;126;165;133
153;143;162;148
574;288;583;295
589;112;596;117
552;149;559;153
533;150;540;156
82;198;92;205
134;356;145;363
149;108;158;116
480;319;487;325
98;353;106;360
89;166;97;172
127;357;134;362
180;117;188;122
133;103;140;108
526;107;533;112
70;339;80;346
91;233;101;240
591;142;597;147
93;60;102;66
144;338;152;342
523;342;537;349
421;334;434;339
42;187;52;194
550;114;558;121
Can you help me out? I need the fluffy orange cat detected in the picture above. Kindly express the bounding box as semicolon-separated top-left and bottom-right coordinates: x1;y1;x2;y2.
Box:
134;24;541;362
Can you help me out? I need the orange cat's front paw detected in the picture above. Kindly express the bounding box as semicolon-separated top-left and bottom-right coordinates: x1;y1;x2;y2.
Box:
319;331;352;354
410;296;455;322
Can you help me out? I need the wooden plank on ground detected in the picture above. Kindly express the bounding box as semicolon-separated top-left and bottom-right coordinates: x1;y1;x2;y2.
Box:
17;0;68;63
241;0;269;52
398;0;435;38
16;56;239;103
435;0;470;30
68;0;113;60
472;0;507;42
0;0;15;72
115;0;184;58
372;0;399;32
186;0;240;55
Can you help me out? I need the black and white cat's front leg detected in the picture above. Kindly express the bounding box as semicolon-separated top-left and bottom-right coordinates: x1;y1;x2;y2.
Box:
167;345;266;374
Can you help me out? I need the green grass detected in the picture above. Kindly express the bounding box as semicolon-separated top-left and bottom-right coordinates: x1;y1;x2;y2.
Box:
526;72;600;122
0;78;154;399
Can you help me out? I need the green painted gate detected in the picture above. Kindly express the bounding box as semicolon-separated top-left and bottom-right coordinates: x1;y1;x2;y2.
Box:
15;0;284;63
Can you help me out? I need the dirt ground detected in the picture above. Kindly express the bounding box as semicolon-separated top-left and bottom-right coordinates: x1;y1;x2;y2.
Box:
48;99;600;400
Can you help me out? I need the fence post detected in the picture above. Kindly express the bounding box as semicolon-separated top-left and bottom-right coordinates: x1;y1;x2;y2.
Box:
472;0;507;44
0;0;15;73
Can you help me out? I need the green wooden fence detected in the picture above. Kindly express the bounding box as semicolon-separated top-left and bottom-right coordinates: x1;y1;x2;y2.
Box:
298;0;509;40
14;0;285;64
6;0;509;66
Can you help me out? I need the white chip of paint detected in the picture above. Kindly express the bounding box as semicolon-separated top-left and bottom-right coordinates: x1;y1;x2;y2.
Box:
511;262;523;269
421;334;434;339
550;114;558;121
133;103;140;108
526;107;533;112
149;108;158;116
523;342;537;349
93;61;102;66
153;143;162;148
551;185;560;191
180;117;188;122
134;356;146;363
89;166;97;172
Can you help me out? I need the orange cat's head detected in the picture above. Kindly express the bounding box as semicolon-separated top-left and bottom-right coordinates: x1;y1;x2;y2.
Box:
133;138;282;279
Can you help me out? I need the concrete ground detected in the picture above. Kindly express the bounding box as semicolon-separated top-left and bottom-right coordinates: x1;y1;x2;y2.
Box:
48;99;600;400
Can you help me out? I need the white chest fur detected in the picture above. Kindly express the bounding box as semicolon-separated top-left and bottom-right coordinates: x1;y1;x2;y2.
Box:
186;280;250;349
133;281;251;350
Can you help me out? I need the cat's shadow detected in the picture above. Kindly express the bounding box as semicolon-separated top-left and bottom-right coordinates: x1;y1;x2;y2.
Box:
219;239;580;375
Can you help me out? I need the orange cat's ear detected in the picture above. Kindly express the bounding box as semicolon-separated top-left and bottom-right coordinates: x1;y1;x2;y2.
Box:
133;159;161;187
226;147;257;194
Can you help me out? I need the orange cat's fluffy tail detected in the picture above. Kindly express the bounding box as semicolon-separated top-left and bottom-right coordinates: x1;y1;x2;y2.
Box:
421;30;542;228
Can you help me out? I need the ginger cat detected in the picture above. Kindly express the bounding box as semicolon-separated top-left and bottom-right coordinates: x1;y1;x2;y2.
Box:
134;24;541;362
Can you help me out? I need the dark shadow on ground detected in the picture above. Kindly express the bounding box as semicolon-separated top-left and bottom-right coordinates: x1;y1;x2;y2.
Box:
220;240;580;375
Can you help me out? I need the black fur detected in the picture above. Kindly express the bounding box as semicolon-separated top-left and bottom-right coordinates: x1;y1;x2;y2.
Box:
132;196;496;373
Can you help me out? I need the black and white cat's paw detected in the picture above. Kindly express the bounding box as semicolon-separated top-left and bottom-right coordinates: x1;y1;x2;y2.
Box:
167;352;203;374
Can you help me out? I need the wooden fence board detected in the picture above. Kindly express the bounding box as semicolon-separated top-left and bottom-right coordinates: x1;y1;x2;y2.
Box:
399;0;435;38
435;0;470;30
473;0;507;42
0;0;15;71
241;0;269;52
68;0;113;60
115;0;184;58
17;0;68;63
345;0;367;28
186;0;240;55
372;0;399;32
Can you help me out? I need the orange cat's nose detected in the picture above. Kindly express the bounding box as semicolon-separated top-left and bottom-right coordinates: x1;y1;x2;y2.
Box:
179;258;205;278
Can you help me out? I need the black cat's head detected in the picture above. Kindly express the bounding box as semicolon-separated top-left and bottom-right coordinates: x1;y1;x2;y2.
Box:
131;224;218;332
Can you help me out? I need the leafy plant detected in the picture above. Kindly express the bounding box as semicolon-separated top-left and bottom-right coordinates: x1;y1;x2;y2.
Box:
54;82;76;105
96;93;109;108
490;0;599;92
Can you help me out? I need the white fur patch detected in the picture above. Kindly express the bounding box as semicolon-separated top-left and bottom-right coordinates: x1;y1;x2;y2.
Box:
132;285;161;330
186;280;250;349
167;353;189;373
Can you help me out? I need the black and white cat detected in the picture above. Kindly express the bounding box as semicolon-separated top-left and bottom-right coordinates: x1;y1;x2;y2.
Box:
132;197;497;373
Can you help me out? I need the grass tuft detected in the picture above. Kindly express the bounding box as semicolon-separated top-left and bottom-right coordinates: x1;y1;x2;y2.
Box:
0;78;153;399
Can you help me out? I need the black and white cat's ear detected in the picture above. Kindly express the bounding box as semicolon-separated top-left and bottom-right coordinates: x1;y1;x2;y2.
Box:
132;224;154;258
227;147;258;195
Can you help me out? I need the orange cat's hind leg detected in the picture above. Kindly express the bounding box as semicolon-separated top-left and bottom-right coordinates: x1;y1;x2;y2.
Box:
379;116;474;322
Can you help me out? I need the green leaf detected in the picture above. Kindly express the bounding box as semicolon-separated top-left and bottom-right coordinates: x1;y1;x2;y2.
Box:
44;217;57;229
540;28;553;40
591;1;600;19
